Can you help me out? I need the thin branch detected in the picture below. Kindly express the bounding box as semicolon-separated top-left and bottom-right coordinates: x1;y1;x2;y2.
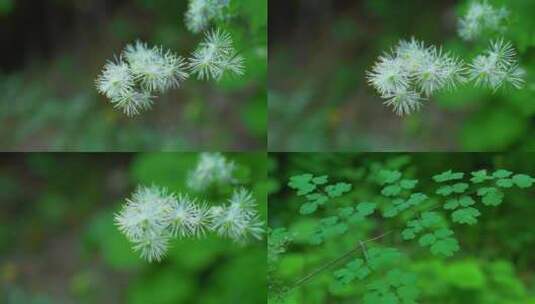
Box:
286;230;393;293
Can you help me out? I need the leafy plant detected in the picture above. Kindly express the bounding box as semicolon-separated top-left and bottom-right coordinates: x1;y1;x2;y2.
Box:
268;157;534;303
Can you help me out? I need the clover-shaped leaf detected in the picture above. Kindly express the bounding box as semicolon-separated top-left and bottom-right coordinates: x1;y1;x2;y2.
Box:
299;202;317;214
406;193;428;206
459;196;475;207
418;233;436;246
493;169;512;179
478;187;504;206
325;182;352;198
312;175;329;185
496;178;513;188
433;170;464;183
512;174;535;188
377;170;402;184
289;174;316;195
430;238;459;257
452;207;481;225
381;185;402;197
357;202;377;216
470;170;492;183
444;198;459;210
400;179;418;189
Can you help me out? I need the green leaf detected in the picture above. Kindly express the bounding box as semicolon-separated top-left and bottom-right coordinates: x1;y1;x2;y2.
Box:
512;174;535;188
338;207;354;218
356;202;377;216
334;258;368;284
496;178;513;188
325;182;352;198
381;185;402;197
289;174;316;195
480;189;504;206
493;169;512;178
383;206;398;218
312;175;329;185
377;170;402;184
452;207;481;225
400;179;418;189
406;193;428;206
306;193;328;206
418;233;436;246
452;183;469;193
459;196;475;207
470;170;492;183
433;170;464;183
299;202;317;214
430;238;459;257
420;212;441;228
434;228;454;238
444;198;459;210
401;228;416;240
436;185;453;196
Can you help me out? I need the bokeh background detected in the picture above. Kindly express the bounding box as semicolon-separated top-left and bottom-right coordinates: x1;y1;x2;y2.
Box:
0;0;266;151
269;0;535;151
0;153;267;304
268;153;535;303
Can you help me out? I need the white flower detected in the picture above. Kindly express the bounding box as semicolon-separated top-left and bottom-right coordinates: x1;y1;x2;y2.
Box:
187;152;236;191
131;230;170;263
185;0;230;33
96;41;189;117
468;39;524;90
124;41;189;93
367;38;467;115
115;184;265;262
188;29;245;81
458;1;509;41
209;188;265;244
111;90;154;117
168;194;209;238
114;185;174;241
383;88;423;116
95;58;134;100
366;53;409;97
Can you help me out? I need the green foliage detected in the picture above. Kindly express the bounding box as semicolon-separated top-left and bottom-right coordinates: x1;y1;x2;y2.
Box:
268;154;535;304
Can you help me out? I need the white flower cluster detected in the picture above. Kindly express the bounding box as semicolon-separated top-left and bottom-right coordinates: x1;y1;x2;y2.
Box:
367;38;465;116
96;42;188;116
189;29;245;81
185;0;230;33
458;1;509;41
187;152;236;191
115;185;265;262
368;38;524;115
468;39;525;90
96;29;244;116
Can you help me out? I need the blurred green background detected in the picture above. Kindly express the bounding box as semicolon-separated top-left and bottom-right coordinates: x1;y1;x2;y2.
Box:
269;0;535;151
0;0;266;151
268;153;535;303
0;152;267;304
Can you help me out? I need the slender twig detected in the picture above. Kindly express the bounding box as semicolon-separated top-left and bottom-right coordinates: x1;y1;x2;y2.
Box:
286;230;393;293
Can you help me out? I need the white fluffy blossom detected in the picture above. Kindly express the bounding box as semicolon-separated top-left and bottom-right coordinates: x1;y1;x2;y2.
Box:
115;184;264;262
114;185;175;262
468;39;525;90
458;1;509;41
185;0;230;33
168;194;210;238
96;41;188;116
124;41;189;93
188;29;245;81
367;38;466;115
187;152;236;191
209;188;265;243
95;59;135;101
